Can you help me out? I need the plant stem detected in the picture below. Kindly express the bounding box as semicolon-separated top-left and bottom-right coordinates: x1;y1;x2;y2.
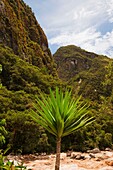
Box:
55;137;61;170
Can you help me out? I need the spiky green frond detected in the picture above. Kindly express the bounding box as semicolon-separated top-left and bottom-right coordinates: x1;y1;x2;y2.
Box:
30;87;94;138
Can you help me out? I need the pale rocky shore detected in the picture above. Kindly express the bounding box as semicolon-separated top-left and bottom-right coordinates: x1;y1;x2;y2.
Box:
7;148;113;170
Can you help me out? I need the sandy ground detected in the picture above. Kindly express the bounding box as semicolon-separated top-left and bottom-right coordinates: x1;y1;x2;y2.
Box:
22;152;113;170
7;151;113;170
24;157;110;170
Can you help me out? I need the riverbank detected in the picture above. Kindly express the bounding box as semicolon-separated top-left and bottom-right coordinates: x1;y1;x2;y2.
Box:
7;150;113;170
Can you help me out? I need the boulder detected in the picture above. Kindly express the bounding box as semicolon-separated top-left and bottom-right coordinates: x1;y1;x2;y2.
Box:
87;148;101;154
76;154;85;160
105;148;112;151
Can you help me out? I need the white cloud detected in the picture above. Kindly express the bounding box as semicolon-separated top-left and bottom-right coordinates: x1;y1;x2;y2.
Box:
49;29;113;58
49;27;100;45
24;0;113;58
84;30;113;57
106;0;113;23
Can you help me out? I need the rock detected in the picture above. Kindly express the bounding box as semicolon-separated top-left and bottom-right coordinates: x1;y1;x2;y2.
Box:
35;153;39;156
105;148;112;151
60;157;64;160
81;155;85;160
20;156;24;160
70;153;76;159
50;155;56;158
89;153;95;158
41;152;46;156
76;154;85;160
66;150;72;157
95;157;104;161
92;148;101;153
29;154;37;159
37;155;49;160
84;155;91;160
105;160;113;166
87;148;101;154
105;152;113;157
60;153;66;160
44;162;51;165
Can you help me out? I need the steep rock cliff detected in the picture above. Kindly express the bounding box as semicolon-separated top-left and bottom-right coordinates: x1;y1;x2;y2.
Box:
0;0;55;73
0;0;60;92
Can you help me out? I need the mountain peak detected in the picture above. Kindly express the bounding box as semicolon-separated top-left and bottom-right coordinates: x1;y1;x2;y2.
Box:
54;45;110;81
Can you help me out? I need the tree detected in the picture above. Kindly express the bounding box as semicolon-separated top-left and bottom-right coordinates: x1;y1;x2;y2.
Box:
30;87;94;170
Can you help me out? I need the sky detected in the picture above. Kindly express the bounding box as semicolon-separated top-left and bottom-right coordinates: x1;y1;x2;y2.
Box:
24;0;113;58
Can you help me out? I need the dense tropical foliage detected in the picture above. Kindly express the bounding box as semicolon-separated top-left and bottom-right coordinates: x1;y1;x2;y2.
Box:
0;0;113;157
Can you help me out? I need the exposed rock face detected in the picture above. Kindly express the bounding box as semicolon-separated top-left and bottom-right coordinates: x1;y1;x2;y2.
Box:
0;0;55;72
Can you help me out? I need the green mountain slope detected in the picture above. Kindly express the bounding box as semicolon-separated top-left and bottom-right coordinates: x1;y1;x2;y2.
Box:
0;0;62;153
0;44;60;93
54;45;113;151
0;0;61;93
54;45;113;100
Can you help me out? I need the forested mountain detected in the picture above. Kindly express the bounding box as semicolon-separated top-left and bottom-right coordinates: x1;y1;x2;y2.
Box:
54;45;113;101
0;0;61;90
0;0;62;153
53;46;113;151
0;0;113;154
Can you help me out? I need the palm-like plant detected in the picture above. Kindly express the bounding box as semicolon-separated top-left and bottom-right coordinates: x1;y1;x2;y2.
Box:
30;87;94;170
